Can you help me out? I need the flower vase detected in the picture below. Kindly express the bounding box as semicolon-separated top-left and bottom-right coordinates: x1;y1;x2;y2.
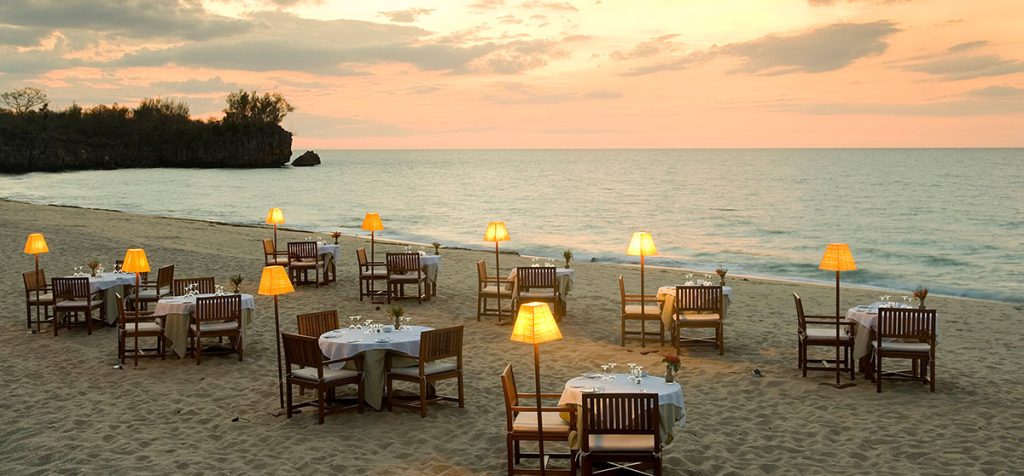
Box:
664;369;674;383
333;238;339;245
918;299;926;309
719;278;726;286
394;315;402;331
90;269;97;277
233;285;240;294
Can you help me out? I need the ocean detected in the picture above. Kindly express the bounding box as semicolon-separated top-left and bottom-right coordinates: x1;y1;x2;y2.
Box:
2;149;1021;303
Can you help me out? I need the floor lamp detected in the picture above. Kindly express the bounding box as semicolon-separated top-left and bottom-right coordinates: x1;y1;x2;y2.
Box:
819;243;856;387
511;302;563;476
266;207;285;253
361;213;384;299
259;265;294;408
484;221;510;320
24;233;49;334
626;232;657;346
122;248;150;367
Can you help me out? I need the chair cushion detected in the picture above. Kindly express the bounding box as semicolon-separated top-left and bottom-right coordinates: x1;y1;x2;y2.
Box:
873;341;931;353
624;304;661;317
267;258;289;266
805;328;851;340
481;285;513;297
677;312;720;322
291;367;359;382
290;261;318;268
123;321;163;334
389;272;422;281
190;321;239;332
513;411;571;432
136;288;171;300
361;269;388;278
56;298;103;309
588;434;657;451
390;361;458;377
28;292;54;304
520;290;556;301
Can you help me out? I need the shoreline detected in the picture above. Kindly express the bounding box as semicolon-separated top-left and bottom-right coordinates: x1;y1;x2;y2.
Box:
6;198;1011;308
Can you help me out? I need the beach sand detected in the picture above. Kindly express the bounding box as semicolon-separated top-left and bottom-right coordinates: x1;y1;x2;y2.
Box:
1;199;1022;474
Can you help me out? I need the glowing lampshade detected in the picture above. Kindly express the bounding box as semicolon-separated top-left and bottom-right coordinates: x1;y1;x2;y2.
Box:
258;265;294;296
819;243;857;272
23;233;49;255
484;221;510;242
361;213;384;231
265;207;285;225
626;232;657;256
511;302;562;345
121;248;150;273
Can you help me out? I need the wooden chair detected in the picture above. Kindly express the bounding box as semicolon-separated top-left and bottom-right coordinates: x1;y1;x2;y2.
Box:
296;310;340;337
356;247;387;301
619;275;663;347
580;393;662;476
478;260;513;322
132;265;174;310
387;326;464;417
115;293;165;366
672;285;724;355
793;293;854;379
173;277;215;296
513;267;561;320
51;276;104;336
282;332;364;424
501;364;576;475
287;241;323;287
385;252;425;304
189;294;243;365
262;238;289;267
23;269;53;331
873;308;937;393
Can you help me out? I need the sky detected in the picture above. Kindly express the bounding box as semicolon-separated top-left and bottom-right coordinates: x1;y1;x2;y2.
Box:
1;0;1022;148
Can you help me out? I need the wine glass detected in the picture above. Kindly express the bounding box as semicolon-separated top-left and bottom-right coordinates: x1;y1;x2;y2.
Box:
348;315;360;329
607;363;618;380
363;319;374;334
600;364;610;381
401;316;412;330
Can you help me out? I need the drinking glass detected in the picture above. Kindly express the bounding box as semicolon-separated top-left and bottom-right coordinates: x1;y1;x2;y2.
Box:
401;316;412;330
348;316;359;329
600;364;610;381
607;363;618;380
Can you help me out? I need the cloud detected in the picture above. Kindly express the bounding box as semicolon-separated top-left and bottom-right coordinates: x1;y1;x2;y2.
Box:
520;1;578;11
485;82;621;103
722;21;899;74
379;8;435;23
902;54;1024;80
620;50;710;76
473;39;568;74
784;86;1024;116
807;0;913;5
469;0;506;11
0;25;51;47
581;90;622;99
151;76;241;94
947;40;988;53
610;34;680;61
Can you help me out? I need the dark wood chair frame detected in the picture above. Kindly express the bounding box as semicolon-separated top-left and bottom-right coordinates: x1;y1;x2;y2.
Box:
385;252;425;304
793;293;855;379
501;364;577;476
133;265;175;310
619;275;664;347
23;269;53;331
513;267;562;320
296;310;340;338
51;276;105;336
282;332;364;424
387;326;465;417
672;285;725;355
478;260;513;322
189;294;243;365
580;393;662;476
287;241;324;288
115;293;165;366
356;247;387;301
173;277;215;296
263;238;289;267
873;308;937;393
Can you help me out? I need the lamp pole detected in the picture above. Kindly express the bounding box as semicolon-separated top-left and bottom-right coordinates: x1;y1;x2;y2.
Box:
33;254;41;334
534;341;546;476
274;294;284;408
495;241;502;319
834;270;841;386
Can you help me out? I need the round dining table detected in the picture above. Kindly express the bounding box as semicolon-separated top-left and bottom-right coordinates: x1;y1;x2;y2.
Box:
150;293;256;359
845;301;919;370
58;272;138;324
558;373;685;448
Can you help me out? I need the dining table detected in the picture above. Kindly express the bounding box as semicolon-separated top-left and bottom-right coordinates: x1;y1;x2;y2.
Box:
418;254;442;298
58;272;138;325
150;293;256;359
558;373;685;448
317;242;339;283
845;301;923;372
318;324;432;410
656;284;734;329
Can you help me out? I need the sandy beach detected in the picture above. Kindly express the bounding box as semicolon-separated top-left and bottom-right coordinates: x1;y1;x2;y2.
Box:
2;198;1022;475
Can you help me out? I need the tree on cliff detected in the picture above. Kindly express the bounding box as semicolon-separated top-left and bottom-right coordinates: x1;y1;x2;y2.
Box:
1;87;49;114
134;97;190;120
223;90;294;125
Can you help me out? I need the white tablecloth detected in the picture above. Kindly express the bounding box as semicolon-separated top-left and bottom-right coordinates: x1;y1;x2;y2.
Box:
59;272;137;324
559;373;685;447
507;267;575;297
656;285;733;328
319;325;432;410
845;302;921;365
317;243;340;264
150;293;256;359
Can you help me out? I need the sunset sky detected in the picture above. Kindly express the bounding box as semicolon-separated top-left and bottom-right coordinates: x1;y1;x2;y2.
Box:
1;0;1022;148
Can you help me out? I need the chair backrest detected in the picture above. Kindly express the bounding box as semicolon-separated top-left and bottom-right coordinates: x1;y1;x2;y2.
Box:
194;295;241;323
114;293;142;328
287;241;318;263
281;332;326;371
23;269;46;293
477;261;488;290
296;310;340;337
500;364;519;431
793;293;807;331
356;247;369;268
155;265;174;293
516;267;556;289
419;326;463;366
52;277;91;301
674;285;723;314
581;393;660;451
386;252;421;277
173;277;215;296
263;238;276;255
877;308;936;343
618;275;627;312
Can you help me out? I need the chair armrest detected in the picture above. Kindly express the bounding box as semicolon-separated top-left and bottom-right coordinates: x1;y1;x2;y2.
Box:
804;314;842;320
805;319;852;325
623;295;660;302
510;405;575;414
517;392;564;399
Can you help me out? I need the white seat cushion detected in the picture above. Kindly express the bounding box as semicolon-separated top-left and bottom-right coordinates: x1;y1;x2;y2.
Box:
290;260;319;268
588;434;657;451
390;361;458;377
136;288;171;300
624;304;661;317
123;322;163;334
806;328;851;340
28;292;54;304
361;269;388;278
520;290;556;301
513;411;571;432
677;312;720;322
291;367;359;382
873;341;931;353
267;258;289;266
389;272;423;281
190;321;239;333
481;285;513;297
56;298;103;309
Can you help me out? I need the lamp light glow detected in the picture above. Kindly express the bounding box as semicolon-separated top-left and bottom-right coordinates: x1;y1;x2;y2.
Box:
258;265;294;296
24;233;49;255
361;212;384;231
121;248;151;273
511;302;563;345
484;221;510;242
265;208;285;225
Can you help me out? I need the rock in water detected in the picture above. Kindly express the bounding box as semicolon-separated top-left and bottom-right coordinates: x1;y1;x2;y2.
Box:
291;150;321;167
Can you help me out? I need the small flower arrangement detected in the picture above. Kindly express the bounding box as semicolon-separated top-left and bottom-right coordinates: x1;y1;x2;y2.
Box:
330;231;342;244
563;249;573;268
431;242;442;255
87;259;100;277
662;353;681;373
715;267;728;285
230;274;244;293
913;285;928;309
388;305;406;329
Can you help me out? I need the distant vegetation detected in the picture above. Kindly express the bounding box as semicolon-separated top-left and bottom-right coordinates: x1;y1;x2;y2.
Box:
0;88;295;172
